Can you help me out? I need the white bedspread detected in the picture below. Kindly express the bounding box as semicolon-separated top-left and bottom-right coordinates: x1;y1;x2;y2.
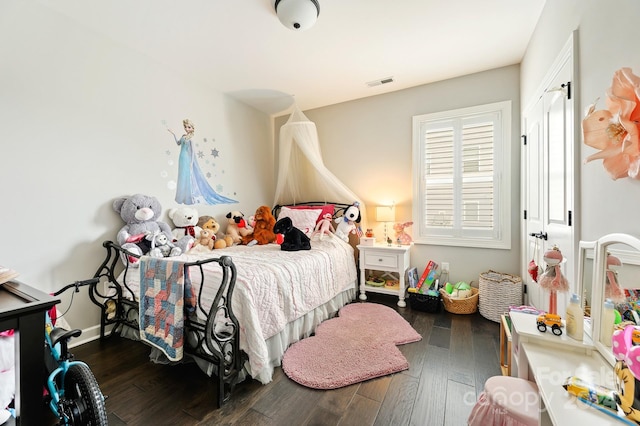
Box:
119;237;357;383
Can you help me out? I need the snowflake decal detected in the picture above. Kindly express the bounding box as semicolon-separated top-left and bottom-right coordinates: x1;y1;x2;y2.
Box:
211;148;219;158
197;151;204;159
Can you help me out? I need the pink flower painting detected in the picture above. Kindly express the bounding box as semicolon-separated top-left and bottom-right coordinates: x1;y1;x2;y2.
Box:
583;67;640;179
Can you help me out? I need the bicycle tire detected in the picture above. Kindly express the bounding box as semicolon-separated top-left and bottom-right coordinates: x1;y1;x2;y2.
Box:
63;363;108;426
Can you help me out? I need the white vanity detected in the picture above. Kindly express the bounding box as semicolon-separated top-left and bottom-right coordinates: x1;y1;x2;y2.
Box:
508;233;640;425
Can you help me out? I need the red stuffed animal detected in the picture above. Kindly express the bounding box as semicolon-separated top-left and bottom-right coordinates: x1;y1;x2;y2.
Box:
243;205;277;245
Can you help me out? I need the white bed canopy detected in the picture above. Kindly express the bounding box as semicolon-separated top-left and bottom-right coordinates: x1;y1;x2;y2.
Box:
273;105;366;223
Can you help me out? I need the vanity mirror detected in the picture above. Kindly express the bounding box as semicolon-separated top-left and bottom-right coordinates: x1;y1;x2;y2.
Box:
590;233;640;367
576;240;596;339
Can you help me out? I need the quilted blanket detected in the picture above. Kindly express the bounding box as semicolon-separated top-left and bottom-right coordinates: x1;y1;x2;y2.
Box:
139;257;196;361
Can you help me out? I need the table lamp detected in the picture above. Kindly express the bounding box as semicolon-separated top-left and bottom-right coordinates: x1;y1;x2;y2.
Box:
376;205;396;245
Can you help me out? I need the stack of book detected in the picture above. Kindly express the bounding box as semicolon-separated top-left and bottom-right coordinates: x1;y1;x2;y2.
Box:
0;266;19;285
408;260;439;294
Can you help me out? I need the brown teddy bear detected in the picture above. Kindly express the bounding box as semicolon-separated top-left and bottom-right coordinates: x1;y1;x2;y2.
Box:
198;215;232;249
243;205;276;245
190;228;216;253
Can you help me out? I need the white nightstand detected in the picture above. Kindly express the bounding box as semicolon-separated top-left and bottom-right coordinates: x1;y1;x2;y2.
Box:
356;243;412;307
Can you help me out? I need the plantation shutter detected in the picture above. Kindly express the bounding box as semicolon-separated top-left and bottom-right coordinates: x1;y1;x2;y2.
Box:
420;112;499;239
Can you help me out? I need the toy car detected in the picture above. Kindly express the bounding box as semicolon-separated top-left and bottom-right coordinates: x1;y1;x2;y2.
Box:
536;313;563;336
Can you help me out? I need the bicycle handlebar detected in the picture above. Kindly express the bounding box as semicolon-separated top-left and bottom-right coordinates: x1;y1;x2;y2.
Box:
52;278;100;297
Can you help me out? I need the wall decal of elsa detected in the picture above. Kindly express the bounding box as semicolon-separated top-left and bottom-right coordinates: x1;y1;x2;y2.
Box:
166;119;237;205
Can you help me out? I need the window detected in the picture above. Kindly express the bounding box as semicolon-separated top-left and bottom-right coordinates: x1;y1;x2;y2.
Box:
412;101;511;249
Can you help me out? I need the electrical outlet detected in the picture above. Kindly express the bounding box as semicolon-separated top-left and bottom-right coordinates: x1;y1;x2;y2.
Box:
441;262;450;273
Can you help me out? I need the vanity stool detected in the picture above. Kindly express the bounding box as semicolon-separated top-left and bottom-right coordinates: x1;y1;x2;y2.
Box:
468;376;540;426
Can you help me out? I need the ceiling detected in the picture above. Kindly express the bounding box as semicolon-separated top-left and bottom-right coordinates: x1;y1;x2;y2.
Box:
41;0;546;115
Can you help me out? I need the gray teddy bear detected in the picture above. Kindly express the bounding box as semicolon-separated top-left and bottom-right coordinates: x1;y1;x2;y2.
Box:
113;193;192;264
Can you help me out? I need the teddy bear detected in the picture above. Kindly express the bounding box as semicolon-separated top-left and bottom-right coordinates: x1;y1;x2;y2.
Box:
146;231;182;258
311;213;335;240
198;215;232;249
225;211;251;245
168;206;202;242
274;217;311;251
244;205;277;245
113;194;193;264
393;221;413;245
189;228;216;253
334;202;362;242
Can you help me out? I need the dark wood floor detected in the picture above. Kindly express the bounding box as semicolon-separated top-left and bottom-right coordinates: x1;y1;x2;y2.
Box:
51;294;501;425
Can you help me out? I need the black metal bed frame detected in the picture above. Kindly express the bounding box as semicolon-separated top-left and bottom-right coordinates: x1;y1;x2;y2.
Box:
89;241;245;407
85;202;357;407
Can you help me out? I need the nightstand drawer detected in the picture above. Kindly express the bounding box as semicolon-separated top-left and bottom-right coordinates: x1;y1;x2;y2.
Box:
363;252;398;269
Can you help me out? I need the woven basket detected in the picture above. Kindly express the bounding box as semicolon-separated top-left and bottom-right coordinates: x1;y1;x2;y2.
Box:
439;287;479;314
479;270;523;323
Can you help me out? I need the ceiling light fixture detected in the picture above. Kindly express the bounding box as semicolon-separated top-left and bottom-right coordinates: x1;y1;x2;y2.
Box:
275;0;320;31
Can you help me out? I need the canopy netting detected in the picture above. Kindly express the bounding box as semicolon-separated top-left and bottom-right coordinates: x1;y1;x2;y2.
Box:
273;106;366;223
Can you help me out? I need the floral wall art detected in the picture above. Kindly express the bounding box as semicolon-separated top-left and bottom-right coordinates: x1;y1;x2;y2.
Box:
583;67;640;180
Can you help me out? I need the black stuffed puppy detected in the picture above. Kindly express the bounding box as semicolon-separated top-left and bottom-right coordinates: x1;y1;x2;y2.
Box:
274;217;311;251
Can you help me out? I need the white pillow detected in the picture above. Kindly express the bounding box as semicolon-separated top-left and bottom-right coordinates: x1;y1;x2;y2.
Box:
277;206;323;236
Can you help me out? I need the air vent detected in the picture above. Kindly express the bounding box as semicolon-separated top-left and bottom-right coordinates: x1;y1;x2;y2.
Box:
366;76;394;88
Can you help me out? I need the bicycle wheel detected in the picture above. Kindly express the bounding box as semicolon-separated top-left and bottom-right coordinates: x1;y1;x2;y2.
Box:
63;363;108;426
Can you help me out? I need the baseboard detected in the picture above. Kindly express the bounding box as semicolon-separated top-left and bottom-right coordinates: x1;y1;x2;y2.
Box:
69;324;114;348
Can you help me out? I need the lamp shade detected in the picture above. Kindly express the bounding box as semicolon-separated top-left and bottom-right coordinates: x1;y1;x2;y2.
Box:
275;0;320;31
376;206;395;223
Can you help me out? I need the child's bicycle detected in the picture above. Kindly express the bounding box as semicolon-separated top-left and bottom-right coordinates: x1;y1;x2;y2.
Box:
45;278;108;425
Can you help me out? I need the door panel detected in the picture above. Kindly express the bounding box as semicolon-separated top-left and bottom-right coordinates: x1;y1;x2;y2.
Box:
522;40;576;319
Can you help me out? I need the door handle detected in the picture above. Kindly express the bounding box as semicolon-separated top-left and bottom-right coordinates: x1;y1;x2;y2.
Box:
529;231;548;241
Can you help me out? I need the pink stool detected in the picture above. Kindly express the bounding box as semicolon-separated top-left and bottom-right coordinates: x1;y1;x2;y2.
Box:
468;376;540;426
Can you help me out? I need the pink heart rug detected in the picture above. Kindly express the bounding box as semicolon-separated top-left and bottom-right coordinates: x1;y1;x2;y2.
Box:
282;302;421;389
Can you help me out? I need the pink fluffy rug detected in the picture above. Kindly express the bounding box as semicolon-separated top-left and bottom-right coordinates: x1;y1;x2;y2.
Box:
282;302;421;389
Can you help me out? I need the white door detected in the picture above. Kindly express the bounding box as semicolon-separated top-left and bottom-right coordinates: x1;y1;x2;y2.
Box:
522;36;577;319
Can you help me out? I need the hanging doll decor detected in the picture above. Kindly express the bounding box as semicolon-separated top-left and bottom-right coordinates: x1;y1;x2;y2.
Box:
538;245;570;315
606;252;626;303
528;238;542;282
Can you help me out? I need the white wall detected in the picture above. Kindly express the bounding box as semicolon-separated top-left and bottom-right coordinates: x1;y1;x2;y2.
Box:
275;65;522;284
0;2;273;334
521;0;640;241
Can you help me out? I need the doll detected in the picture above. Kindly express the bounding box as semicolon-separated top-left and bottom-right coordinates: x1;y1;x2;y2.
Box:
538;245;569;315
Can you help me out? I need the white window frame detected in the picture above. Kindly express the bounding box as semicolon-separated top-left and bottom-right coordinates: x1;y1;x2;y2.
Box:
412;101;511;249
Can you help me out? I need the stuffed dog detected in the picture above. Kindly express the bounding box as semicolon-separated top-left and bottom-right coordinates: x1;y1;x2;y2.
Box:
225;211;248;244
274;217;311;251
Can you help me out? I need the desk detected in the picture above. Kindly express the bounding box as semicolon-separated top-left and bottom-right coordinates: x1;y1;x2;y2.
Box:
356;243;411;307
509;311;625;425
0;281;59;425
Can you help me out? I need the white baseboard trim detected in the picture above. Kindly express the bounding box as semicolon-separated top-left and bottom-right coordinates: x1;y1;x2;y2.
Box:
69;324;114;348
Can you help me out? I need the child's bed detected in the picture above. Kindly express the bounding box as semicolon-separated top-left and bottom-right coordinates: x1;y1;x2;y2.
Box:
88;203;359;407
